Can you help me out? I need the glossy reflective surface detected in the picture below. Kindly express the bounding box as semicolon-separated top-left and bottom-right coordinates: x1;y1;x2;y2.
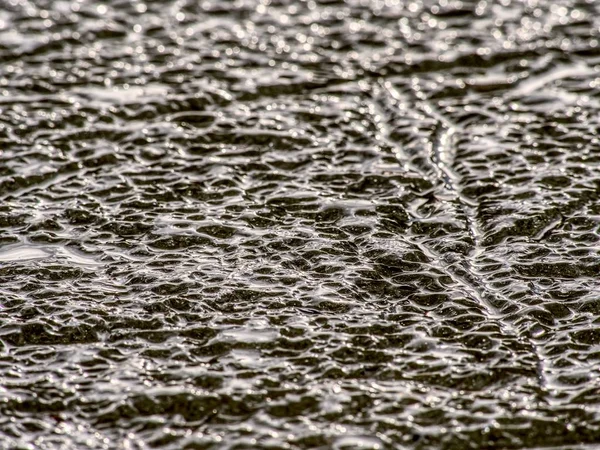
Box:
1;0;600;448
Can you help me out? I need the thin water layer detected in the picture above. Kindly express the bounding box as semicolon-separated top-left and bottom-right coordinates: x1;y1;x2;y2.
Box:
0;246;50;262
1;0;600;449
0;243;101;266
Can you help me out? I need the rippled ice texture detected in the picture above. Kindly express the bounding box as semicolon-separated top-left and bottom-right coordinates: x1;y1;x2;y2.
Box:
1;0;600;448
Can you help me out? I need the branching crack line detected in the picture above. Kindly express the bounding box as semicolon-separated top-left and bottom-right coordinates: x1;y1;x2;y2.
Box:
372;77;550;395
